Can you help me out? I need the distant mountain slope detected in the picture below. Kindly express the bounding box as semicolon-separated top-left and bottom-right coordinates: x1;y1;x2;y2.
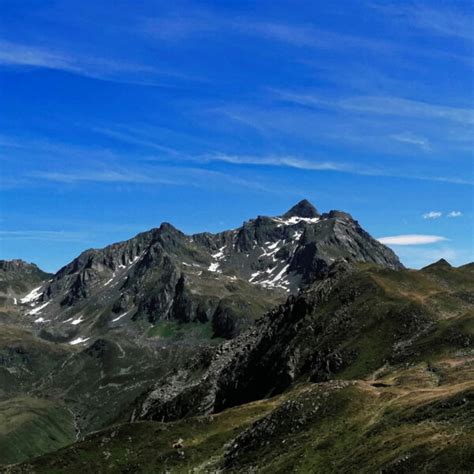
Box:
0;260;51;313
16;200;402;343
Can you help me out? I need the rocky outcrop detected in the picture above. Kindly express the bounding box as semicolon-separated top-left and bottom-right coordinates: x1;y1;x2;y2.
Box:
136;260;447;422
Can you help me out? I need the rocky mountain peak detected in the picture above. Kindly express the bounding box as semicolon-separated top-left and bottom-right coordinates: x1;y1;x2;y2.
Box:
282;199;320;219
422;258;452;270
17;200;404;344
0;259;39;272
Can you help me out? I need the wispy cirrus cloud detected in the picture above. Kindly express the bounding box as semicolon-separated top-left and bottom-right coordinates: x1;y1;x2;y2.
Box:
204;153;360;173
273;90;474;125
0;230;88;242
197;153;474;186
422;211;442;219
0;40;194;86
28;166;278;194
0;40;78;71
369;2;474;42
411;5;474;41
4;128;473;189
238;21;394;53
0;134;122;165
142;12;395;53
341;96;474;124
30;170;168;185
378;234;448;245
447;210;463;218
390;132;431;151
90;127;181;156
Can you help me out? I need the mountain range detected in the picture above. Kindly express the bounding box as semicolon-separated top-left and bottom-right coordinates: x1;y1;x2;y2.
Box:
0;200;472;472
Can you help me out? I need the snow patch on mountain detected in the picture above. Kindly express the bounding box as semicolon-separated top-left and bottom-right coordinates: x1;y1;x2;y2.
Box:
71;316;84;325
34;317;50;323
258;264;290;290
20;286;43;304
28;301;50;315
273;216;320;226
293;230;303;241
209;246;226;272
112;310;131;322
104;274;116;286
212;246;226;260
69;337;90;345
249;271;261;282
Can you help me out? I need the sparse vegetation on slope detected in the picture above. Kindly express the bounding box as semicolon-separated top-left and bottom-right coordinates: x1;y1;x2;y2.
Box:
0;397;75;466
6;360;472;473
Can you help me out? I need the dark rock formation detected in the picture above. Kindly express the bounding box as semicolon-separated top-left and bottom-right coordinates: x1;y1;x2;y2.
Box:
19;200;402;343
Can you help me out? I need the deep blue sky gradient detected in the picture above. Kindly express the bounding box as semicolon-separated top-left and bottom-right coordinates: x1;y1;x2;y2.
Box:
0;0;473;272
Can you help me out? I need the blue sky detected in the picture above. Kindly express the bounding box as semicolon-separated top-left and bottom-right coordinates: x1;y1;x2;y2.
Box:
0;0;472;272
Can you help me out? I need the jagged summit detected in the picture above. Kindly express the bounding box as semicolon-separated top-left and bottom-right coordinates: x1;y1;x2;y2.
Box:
282;199;320;219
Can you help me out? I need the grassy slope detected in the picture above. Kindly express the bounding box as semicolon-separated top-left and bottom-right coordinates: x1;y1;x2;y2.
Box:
3;263;473;472
0;326;72;397
0;397;75;466
0;327;77;465
3;396;281;473
6;360;472;473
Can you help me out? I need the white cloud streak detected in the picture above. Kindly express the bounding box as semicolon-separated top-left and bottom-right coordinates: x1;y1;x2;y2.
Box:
273;90;474;125
90;127;181;156
370;2;474;42
422;211;442;219
0;40;190;86
30;170;167;185
206;153;359;173
198;153;473;186
142;14;394;53
5;126;472;188
0;40;79;71
447;211;462;218
238;21;394;53
411;5;474;41
378;234;448;245
0;230;88;242
390;132;431;151
28;166;277;193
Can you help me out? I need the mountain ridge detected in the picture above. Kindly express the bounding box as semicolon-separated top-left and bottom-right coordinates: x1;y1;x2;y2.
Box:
14;200;401;344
